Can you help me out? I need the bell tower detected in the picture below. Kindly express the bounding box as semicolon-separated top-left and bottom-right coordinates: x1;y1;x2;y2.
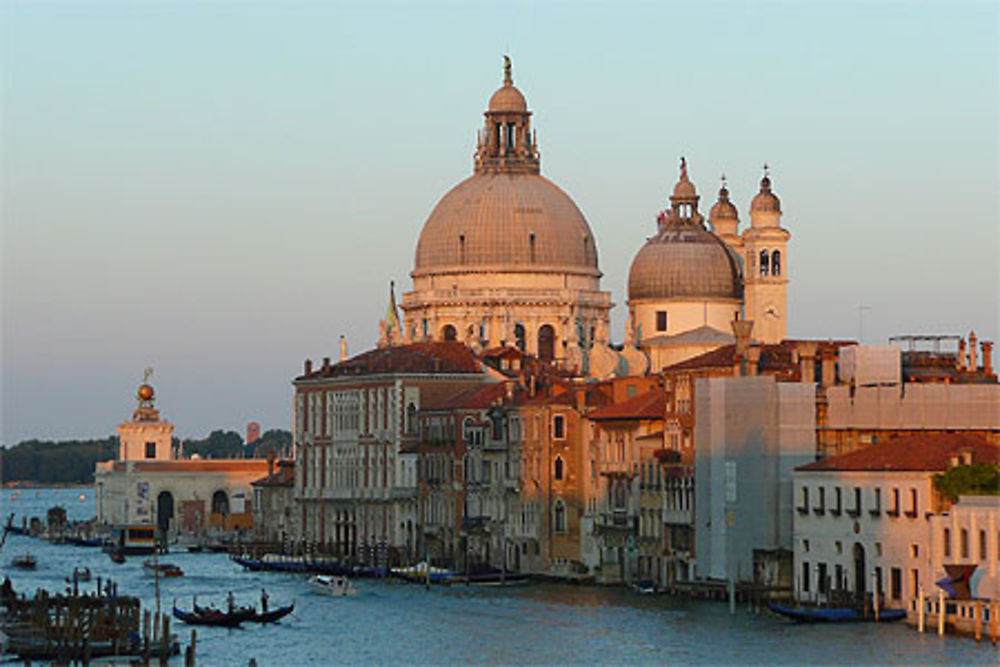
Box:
741;167;790;344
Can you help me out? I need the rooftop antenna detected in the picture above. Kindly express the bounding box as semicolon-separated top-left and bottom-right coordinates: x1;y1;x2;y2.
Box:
857;304;872;343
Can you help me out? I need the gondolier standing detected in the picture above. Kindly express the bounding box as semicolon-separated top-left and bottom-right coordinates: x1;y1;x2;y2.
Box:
227;590;235;613
261;588;269;613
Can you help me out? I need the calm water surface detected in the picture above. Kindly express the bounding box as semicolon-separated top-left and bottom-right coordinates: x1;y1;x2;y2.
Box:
1;488;996;665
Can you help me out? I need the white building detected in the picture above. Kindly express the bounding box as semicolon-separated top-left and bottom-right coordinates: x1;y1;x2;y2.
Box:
95;375;269;535
792;433;999;608
694;374;816;588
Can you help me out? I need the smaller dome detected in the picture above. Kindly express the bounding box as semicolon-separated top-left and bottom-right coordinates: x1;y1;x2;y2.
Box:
628;221;743;301
673;179;696;199
709;185;738;221
751;175;781;213
488;85;527;113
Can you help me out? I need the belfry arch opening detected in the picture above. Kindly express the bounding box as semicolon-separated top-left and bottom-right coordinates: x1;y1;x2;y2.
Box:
441;324;457;341
538;324;555;361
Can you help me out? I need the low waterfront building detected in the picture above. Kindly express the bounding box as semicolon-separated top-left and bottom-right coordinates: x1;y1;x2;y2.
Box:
251;457;296;545
793;433;1000;608
95;375;269;536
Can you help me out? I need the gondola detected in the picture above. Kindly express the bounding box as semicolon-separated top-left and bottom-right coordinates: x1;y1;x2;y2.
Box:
12;554;36;569
172;605;251;628
767;603;907;623
194;601;294;624
109;550;126;563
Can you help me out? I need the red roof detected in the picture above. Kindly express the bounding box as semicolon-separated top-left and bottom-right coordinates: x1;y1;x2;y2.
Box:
797;433;999;473
663;340;854;379
297;342;483;380
589;388;666;421
252;460;295;487
426;382;510;411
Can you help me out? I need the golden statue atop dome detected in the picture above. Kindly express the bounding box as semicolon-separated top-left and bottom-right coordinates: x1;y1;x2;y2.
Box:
136;367;155;408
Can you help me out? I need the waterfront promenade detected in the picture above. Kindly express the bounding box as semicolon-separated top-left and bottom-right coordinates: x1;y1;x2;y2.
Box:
1;488;996;665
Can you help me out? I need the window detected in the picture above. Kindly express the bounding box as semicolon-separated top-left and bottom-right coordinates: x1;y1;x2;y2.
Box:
911;544;919;559
848;487;861;517
442;324;457;341
870;488;881;516
798;486;809;514
980;530;988;561
833;487;843;515
802;539;810;552
656;311;668;332
405;403;417;435
760;249;770;276
816;487;826;514
911;569;920;597
960;529;969;559
891;568;902;600
802;561;810;593
907;488;918;517
145;442;156;459
943;528;951;558
771;250;782;276
554;500;566;533
817;563;827;593
889;488;900;517
554;456;564;481
552;415;566;439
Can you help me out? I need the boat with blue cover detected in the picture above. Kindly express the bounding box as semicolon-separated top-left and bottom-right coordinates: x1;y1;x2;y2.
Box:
768;603;906;623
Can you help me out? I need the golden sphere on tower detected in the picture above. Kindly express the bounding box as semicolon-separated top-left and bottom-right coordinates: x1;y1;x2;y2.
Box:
137;384;155;401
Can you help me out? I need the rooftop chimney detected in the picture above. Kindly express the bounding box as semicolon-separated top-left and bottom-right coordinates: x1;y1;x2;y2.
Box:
797;342;819;384
969;331;978;371
982;341;994;376
322;357;331;372
820;346;837;388
304;358;313;375
732;320;754;376
747;345;762;376
340;335;348;362
958;339;967;371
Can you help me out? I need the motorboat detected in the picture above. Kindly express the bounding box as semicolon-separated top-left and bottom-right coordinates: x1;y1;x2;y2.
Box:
143;560;184;578
391;562;456;585
633;579;657;595
309;575;356;597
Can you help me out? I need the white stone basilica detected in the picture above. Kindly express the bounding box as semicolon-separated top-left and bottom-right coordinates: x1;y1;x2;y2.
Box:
386;58;791;374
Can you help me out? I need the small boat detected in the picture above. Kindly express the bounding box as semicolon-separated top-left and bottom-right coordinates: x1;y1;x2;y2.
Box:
12;554;36;569
67;536;103;547
391;562;456;585
768;603;907;623
109;550;126;563
72;567;92;582
633;579;657;595
309;575;356;597
172;605;249;628
144;560;184;578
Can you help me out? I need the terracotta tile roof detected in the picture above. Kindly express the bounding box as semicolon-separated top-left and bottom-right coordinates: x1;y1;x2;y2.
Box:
252;460;295;487
797;433;999;472
589;388;666;421
297;342;483;380
662;340;855;379
524;383;612;409
425;382;510;411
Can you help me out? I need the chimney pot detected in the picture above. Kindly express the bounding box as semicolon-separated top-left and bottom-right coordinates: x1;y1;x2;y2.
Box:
982;341;994;376
304;359;313;374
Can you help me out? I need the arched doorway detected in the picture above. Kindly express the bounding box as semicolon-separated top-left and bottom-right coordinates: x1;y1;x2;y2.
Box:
156;491;174;536
853;543;866;602
211;490;230;516
441;324;457;341
538;324;555;361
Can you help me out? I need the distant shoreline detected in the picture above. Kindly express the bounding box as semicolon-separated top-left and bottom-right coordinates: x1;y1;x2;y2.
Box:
3;481;94;489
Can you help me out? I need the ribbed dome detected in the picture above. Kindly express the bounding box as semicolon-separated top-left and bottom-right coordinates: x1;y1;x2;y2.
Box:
489;85;527;113
413;173;600;276
628;221;743;300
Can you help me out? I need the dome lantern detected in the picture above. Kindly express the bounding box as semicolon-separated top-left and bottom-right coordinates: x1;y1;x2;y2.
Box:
475;56;539;175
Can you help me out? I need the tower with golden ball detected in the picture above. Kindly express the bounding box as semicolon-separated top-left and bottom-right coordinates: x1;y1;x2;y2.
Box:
118;368;175;461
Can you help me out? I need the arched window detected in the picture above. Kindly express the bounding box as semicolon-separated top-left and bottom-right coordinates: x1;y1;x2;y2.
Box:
554;499;566;533
441;324;457;341
554;456;564;481
514;324;526;351
405;403;417;435
538;324;556;361
760;250;770;276
462;417;481;446
211;490;229;516
771;250;782;276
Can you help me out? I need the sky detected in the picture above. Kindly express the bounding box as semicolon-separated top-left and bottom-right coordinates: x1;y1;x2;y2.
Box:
2;1;997;444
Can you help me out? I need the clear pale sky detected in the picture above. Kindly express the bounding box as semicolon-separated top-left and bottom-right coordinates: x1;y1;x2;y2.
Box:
2;1;997;444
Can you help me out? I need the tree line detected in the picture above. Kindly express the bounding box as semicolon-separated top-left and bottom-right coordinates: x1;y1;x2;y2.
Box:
0;429;292;484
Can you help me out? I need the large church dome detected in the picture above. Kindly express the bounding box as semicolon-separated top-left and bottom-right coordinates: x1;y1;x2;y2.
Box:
412;57;599;279
413;173;599;276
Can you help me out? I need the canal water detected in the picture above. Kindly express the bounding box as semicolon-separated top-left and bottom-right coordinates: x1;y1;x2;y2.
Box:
1;488;996;665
